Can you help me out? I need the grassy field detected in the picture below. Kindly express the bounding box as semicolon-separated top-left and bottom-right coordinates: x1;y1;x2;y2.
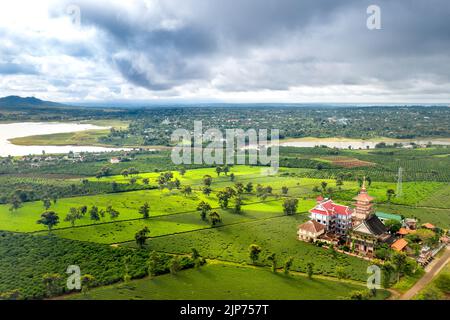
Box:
417;184;450;209
88;165;446;206
0;189;222;232
1;165;447;239
0;165;335;233
127;214;371;281
46;200;316;244
9;129;111;146
0;164;447;287
1;120;449;301
377;204;450;228
70;262;389;300
0;182;316;234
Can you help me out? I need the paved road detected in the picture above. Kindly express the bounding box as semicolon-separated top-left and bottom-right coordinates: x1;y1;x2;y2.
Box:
400;246;450;300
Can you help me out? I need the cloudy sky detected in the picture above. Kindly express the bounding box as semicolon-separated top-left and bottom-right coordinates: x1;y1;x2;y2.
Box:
0;0;449;103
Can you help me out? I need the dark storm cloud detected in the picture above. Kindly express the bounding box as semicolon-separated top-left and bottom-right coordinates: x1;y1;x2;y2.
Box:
51;0;450;94
114;57;170;91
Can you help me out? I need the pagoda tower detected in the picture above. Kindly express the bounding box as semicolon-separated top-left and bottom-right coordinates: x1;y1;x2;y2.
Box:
352;178;375;224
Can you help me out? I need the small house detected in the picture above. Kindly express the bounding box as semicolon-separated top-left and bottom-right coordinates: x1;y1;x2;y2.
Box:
397;227;415;237
297;220;325;243
110;157;121;164
422;223;436;230
391;238;408;252
404;218;418;230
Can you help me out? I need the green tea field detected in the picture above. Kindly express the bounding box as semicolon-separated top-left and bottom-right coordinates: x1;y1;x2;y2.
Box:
70;262;390;300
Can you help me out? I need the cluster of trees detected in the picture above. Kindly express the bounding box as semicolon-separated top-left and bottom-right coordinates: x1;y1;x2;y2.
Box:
215;165;230;176
348;289;379;300
282;198;299;215
41;272;96;297
157;171;181;191
120;167;139;177
135;226;150;248
197;176;300;224
202;175;213;195
95;166;112;179
7;189;59;212
64;206;88;226
36;205;122;231
0;230;206;299
196;201;222;226
375;251;420;288
147;249;206;277
312;181;335;198
256;184;272;199
386;189;396;202
217;187;236;209
3;178;154;211
405;228;441;249
138;202;150;219
248;245;315;278
384;219;402;234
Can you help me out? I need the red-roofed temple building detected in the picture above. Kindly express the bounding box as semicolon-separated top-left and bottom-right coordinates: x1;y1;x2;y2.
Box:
309;196;353;236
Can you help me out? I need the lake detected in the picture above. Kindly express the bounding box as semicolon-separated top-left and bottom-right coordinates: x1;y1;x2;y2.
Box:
0;122;129;157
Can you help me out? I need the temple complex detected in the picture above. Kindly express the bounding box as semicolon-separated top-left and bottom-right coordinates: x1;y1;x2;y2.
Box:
299;178;394;256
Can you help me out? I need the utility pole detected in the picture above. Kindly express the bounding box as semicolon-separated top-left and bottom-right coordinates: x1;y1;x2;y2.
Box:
396;167;403;198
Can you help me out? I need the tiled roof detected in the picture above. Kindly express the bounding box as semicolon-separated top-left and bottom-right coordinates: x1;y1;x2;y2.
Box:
391;238;408;251
353;215;387;237
365;215;388;235
353;193;375;202
298;220;326;233
309;199;352;217
422;223;435;229
353;185;375;202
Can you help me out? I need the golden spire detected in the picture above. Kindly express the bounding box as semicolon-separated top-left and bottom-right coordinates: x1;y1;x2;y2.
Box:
361;176;366;191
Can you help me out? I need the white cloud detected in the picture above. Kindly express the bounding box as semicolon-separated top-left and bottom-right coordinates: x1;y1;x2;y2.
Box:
0;0;449;103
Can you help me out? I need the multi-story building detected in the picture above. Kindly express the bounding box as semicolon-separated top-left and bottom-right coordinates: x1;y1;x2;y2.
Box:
309;196;353;236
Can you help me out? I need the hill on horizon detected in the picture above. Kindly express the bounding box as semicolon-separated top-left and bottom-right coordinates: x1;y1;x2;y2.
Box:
0;95;67;109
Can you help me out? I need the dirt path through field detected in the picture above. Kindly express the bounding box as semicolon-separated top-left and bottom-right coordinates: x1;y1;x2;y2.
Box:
399;246;450;300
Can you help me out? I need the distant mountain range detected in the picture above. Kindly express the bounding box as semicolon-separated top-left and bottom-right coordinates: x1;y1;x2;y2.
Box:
1;95;448;109
0;96;67;108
